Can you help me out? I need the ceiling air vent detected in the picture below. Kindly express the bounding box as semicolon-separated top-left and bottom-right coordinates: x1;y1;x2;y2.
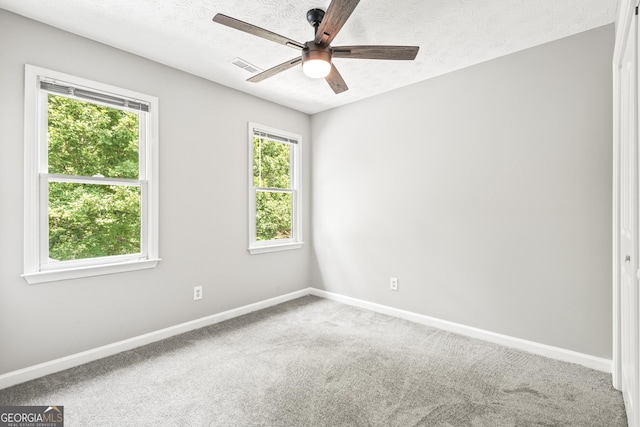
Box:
231;58;262;74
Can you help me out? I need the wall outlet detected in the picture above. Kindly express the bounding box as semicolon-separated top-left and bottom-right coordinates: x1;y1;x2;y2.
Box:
390;277;398;291
193;286;203;301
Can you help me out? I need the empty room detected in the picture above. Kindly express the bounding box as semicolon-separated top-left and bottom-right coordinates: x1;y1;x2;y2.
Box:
0;0;635;425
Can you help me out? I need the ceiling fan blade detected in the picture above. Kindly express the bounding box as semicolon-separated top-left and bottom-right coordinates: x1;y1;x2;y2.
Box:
332;45;419;60
325;63;348;94
314;0;360;46
213;14;304;50
247;57;302;83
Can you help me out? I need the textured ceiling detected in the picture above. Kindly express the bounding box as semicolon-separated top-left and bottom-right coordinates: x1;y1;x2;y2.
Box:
0;0;617;114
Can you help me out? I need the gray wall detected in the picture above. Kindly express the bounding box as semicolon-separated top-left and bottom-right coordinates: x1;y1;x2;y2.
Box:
311;25;614;358
0;7;615;375
0;10;311;374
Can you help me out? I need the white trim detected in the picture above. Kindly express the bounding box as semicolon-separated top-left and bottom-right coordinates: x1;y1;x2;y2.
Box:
21;258;161;284
45;173;141;186
248;242;304;255
0;288;309;389
23;65;40;277
0;287;612;390
613;36;622;390
310;289;612;373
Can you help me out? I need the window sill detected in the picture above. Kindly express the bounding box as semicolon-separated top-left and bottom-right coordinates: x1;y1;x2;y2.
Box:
248;242;304;255
22;258;161;284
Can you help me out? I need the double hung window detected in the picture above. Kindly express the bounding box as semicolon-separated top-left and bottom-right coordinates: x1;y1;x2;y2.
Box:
23;65;159;283
248;123;302;254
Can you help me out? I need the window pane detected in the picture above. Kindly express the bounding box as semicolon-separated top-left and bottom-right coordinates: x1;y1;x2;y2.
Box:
49;182;141;261
256;191;292;241
47;94;139;179
253;137;290;189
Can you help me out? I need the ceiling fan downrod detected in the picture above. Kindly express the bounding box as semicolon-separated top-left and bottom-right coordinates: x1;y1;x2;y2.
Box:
306;8;325;36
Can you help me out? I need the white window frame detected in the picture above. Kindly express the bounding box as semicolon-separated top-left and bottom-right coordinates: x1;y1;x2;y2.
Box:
248;122;303;254
22;65;160;284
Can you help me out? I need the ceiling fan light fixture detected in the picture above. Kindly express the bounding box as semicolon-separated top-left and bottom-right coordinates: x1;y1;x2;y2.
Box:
302;42;332;78
303;58;331;78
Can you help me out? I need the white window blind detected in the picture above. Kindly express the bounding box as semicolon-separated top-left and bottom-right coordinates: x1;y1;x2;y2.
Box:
40;80;150;112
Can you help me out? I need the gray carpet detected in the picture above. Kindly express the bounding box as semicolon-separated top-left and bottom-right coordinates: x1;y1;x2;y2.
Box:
0;296;627;426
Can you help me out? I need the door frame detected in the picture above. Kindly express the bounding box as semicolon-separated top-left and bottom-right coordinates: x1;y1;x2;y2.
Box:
613;0;640;394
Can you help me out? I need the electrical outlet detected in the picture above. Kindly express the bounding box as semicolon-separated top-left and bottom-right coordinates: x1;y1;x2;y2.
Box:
390;277;398;291
193;286;203;301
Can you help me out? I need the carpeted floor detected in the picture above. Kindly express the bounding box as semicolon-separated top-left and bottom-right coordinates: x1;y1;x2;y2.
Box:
0;296;627;426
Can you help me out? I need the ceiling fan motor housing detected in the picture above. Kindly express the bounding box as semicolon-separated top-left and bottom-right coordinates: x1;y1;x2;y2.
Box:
302;42;332;63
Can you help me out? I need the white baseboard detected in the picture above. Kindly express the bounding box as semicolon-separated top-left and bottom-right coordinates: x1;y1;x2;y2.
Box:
309;288;612;373
0;288;310;390
0;286;612;390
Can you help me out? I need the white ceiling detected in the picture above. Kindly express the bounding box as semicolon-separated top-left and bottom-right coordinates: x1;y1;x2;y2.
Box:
0;0;617;114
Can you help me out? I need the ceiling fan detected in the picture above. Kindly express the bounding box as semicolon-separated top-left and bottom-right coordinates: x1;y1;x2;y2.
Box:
212;0;419;94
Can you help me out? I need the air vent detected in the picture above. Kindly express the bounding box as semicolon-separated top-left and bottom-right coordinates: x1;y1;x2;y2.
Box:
231;58;262;74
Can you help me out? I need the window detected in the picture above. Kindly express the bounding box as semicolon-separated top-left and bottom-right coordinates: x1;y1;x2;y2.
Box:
23;65;159;283
248;123;302;254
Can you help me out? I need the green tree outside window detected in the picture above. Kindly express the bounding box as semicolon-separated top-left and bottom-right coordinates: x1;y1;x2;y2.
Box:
253;137;293;241
47;95;141;261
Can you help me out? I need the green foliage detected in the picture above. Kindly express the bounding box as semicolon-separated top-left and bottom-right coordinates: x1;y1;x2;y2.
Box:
49;184;141;260
48;95;139;178
47;95;141;261
47;96;296;256
253;138;292;241
253;138;290;188
256;191;292;241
